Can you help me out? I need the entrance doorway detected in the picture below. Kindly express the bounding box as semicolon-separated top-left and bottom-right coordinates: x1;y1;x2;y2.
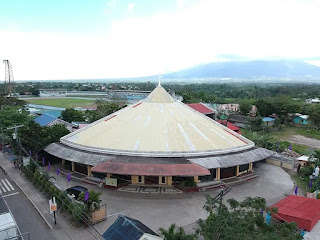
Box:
75;163;88;175
144;176;159;184
221;166;236;179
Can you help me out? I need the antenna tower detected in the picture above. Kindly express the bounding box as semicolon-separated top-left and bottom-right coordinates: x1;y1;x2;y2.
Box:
3;60;15;96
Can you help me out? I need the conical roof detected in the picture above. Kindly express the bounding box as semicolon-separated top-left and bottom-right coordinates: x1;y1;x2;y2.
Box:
61;85;254;157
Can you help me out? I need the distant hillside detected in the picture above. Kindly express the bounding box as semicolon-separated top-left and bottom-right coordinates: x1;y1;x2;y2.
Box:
163;60;320;79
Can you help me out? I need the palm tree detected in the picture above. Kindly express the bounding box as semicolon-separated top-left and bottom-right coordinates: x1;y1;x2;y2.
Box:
159;224;197;240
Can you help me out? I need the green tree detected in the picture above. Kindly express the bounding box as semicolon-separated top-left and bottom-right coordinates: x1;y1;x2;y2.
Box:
0;95;26;110
87;102;120;123
18;121;69;152
159;224;197;240
197;196;302;240
249;117;263;131
271;97;301;123
47;124;70;142
61;108;85;123
31;89;40;96
18;121;51;152
239;99;254;115
307;104;320;127
0;108;31;128
255;99;273;117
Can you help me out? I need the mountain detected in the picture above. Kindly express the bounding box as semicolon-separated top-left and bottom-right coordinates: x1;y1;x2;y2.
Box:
163;60;320;79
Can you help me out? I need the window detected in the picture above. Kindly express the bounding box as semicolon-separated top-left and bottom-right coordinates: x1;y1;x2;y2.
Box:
239;164;249;172
138;176;142;183
161;176;166;184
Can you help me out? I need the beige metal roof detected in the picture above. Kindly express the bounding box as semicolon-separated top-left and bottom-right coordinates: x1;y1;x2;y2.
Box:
61;85;254;157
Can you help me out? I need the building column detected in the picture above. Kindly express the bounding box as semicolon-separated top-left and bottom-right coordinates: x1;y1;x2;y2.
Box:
61;159;65;166
167;176;172;185
194;176;200;183
71;162;75;171
249;162;253;171
87;165;92;177
236;165;240;176
216;168;221;180
131;176;136;184
132;176;143;184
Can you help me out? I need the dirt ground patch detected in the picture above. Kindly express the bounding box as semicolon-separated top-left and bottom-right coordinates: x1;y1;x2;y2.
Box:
284;135;320;149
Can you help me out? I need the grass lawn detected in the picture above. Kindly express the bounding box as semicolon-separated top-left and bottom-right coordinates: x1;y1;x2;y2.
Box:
26;98;96;108
267;125;320;141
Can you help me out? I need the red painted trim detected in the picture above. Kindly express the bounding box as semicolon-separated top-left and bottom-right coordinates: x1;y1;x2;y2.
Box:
105;115;117;122
132;102;142;108
223;129;247;144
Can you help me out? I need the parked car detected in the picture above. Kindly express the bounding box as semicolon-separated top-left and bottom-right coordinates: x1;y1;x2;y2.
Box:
66;186;88;199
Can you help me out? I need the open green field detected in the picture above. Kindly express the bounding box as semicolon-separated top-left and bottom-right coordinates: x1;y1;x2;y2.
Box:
267;126;320;141
26;98;96;108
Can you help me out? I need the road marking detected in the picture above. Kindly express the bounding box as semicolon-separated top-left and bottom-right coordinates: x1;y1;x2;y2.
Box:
4;178;14;191
0;181;7;192
1;179;11;192
2;192;19;198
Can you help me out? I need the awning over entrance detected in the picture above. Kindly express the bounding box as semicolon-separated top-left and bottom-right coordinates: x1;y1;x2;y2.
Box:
91;161;210;176
189;147;275;169
44;142;114;166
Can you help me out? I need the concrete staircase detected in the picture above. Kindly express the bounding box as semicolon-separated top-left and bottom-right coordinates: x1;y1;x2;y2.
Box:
199;172;258;191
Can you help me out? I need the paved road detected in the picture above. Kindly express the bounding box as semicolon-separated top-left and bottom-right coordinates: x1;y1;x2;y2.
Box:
0;170;54;240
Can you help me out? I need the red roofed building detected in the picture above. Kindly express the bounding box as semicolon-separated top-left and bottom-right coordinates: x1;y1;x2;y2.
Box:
272;195;320;231
187;103;215;119
217;120;241;135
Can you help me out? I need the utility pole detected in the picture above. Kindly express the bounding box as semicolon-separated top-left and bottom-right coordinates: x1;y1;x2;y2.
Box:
7;125;24;161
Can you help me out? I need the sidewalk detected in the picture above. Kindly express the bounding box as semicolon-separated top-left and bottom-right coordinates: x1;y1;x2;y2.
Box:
0;152;103;240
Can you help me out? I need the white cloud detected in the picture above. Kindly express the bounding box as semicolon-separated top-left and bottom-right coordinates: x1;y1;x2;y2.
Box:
127;3;135;14
104;0;117;15
1;0;320;80
176;0;186;9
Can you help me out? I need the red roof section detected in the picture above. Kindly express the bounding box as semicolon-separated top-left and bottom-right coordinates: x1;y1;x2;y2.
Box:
217;120;241;132
272;195;320;231
91;161;210;176
187;103;213;114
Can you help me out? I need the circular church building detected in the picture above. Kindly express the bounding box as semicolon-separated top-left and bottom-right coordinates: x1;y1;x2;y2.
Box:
45;85;274;187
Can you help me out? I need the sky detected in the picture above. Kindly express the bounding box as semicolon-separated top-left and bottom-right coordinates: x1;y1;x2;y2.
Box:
0;0;320;80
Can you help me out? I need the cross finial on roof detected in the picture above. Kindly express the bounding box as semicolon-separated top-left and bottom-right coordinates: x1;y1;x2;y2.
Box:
158;73;161;86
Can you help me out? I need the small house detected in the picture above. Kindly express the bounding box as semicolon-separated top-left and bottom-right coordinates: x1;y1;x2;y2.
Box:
262;117;275;126
296;155;316;168
228;114;250;128
293;114;309;125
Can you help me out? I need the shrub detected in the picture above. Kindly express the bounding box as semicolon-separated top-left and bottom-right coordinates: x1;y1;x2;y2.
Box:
71;203;87;226
299;166;313;177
